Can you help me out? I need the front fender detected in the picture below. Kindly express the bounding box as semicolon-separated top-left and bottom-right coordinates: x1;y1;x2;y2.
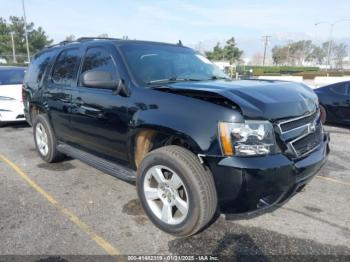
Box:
128;88;243;156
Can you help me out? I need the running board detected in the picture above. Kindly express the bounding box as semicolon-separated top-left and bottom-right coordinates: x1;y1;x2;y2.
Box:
57;144;136;182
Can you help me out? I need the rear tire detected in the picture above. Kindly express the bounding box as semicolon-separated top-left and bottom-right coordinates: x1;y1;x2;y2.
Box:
137;145;218;237
320;105;327;124
33;114;64;163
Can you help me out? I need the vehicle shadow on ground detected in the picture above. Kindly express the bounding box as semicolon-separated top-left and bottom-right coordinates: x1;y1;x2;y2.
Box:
1;121;30;129
168;217;350;256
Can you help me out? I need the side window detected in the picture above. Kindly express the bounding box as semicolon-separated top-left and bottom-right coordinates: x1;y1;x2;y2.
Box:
52;48;80;85
25;49;56;88
80;47;118;86
330;83;347;96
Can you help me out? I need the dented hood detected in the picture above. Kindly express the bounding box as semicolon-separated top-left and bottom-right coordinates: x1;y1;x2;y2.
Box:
165;80;318;120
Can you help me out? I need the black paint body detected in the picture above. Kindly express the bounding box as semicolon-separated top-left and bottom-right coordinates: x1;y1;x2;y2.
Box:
314;81;350;125
23;40;329;214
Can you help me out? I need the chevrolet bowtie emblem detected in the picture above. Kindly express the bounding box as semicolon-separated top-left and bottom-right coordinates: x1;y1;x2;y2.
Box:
309;121;316;133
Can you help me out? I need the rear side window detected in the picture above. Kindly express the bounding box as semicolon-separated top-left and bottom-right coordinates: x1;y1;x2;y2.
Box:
25;50;56;88
330;83;347;95
0;68;25;85
80;47;118;86
52;48;80;85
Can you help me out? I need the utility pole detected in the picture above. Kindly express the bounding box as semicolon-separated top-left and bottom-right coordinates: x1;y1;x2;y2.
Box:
10;32;17;63
286;40;292;66
262;35;271;66
22;0;30;63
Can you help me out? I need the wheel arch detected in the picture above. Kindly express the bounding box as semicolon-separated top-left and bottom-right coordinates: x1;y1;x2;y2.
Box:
128;124;203;169
29;103;47;123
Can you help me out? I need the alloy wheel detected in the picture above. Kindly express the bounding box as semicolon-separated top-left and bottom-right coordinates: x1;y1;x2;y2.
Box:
143;165;189;225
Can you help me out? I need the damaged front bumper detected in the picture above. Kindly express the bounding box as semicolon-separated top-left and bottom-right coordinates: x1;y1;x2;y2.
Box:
205;131;330;217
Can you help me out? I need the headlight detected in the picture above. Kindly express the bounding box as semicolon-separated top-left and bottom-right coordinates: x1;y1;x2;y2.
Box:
218;121;279;156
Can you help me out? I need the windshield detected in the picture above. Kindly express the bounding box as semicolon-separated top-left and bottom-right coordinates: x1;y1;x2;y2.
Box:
120;44;230;85
0;68;25;85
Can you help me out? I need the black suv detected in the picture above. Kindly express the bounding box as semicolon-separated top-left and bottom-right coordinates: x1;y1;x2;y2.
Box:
23;38;329;236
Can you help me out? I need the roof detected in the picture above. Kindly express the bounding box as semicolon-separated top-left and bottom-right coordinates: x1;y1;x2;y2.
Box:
45;37;187;50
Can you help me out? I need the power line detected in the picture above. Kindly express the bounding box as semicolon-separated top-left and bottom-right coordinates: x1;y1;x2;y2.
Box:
262;35;272;66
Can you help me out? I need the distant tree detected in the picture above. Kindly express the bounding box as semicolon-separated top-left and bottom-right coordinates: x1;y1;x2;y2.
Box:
272;46;288;65
223;37;243;64
65;34;76;41
98;33;109;38
205;43;224;61
309;45;327;65
205;37;243;64
0;16;53;63
250;52;263;65
333;43;348;69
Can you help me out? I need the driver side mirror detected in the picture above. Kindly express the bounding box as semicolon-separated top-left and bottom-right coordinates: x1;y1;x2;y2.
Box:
81;70;118;89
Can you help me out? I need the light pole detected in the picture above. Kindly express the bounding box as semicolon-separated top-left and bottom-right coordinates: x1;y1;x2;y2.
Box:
22;0;30;63
10;32;17;63
315;18;350;73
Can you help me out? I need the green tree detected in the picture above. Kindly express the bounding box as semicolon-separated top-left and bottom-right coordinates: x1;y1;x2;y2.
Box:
223;37;243;65
272;46;288;65
205;42;225;60
205;37;243;64
309;45;327;65
0;16;53;63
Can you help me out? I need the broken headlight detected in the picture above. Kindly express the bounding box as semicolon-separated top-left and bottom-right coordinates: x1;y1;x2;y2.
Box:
218;121;279;156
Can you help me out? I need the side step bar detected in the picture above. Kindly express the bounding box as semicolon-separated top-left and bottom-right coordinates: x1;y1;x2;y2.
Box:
57;143;136;182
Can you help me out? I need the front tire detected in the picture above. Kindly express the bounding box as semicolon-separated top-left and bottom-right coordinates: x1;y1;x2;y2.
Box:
137;145;218;237
33;114;64;163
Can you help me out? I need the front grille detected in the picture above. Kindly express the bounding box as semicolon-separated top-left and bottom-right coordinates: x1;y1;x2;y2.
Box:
276;109;323;158
279;111;318;133
290;125;323;157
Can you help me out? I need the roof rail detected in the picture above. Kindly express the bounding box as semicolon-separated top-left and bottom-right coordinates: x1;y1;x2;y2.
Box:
45;37;122;49
76;37;121;42
45;40;78;49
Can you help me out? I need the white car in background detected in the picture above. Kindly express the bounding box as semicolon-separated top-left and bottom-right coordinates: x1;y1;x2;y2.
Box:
0;66;26;127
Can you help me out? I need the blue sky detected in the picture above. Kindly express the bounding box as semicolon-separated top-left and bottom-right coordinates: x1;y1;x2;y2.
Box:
1;0;350;57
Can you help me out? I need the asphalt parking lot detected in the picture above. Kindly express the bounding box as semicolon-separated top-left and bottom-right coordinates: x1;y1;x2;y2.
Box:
0;123;350;257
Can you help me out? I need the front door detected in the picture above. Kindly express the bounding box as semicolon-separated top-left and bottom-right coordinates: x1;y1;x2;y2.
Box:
329;82;350;123
70;46;130;165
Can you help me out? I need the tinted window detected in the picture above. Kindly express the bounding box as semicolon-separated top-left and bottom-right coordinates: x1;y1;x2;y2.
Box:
52;48;80;85
25;50;56;88
0;68;25;85
330;83;347;95
80;47;117;86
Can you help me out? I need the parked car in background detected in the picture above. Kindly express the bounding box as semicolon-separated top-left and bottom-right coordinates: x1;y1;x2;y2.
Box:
23;38;329;236
0;66;26;127
0;58;7;64
314;81;350;125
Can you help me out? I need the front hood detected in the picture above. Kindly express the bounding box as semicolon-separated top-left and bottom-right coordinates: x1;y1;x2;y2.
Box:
164;80;318;120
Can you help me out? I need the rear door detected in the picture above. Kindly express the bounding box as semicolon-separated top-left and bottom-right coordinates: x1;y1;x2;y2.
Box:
45;47;81;142
70;45;130;165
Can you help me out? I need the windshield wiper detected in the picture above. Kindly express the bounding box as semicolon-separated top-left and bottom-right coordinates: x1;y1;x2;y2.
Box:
146;77;202;85
209;75;232;80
